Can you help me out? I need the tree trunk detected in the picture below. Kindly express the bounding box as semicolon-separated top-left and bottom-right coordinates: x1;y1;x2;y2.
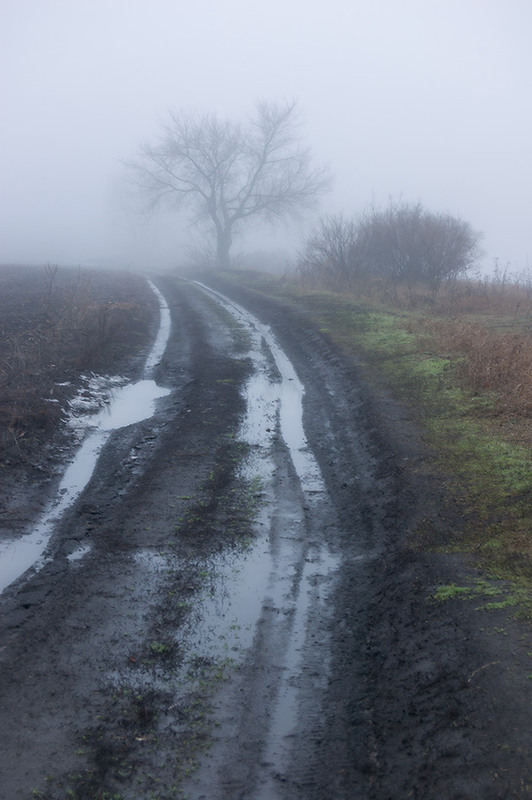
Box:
216;228;232;270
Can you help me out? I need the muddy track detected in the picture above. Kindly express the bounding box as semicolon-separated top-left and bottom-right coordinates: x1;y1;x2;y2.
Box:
0;274;531;799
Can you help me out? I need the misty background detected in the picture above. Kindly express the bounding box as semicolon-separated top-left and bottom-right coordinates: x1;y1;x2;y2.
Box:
1;0;531;273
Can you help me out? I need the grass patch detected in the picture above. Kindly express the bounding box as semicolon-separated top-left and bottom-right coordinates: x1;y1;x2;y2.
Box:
430;578;530;615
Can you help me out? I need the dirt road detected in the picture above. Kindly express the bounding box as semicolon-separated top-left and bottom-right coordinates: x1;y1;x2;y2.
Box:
1;273;531;799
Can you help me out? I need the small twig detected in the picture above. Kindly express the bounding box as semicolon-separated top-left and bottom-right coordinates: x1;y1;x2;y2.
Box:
9;428;28;462
468;660;502;683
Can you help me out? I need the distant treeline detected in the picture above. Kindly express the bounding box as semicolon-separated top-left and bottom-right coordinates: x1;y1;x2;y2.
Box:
297;201;482;290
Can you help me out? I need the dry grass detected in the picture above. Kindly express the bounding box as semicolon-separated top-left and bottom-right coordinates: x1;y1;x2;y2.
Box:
0;265;155;466
302;266;532;438
386;274;532;451
341;274;532;319
415;319;532;418
296;258;532;317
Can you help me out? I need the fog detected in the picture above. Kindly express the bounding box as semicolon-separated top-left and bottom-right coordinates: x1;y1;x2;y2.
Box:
1;0;531;273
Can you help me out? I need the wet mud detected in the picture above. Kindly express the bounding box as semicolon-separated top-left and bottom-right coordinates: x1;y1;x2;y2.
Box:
1;272;532;799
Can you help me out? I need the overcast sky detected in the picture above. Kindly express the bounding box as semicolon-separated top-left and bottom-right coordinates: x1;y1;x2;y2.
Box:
1;0;531;272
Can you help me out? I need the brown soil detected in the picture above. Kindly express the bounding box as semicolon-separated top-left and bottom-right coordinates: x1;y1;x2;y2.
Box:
0;266;531;799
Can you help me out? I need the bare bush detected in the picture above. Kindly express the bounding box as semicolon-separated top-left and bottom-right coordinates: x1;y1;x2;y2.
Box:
357;202;482;288
296;214;359;290
298;201;482;291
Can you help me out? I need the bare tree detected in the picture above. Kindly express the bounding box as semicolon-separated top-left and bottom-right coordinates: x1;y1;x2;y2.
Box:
130;101;330;269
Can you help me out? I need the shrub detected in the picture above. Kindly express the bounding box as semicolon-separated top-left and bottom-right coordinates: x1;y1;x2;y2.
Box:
298;201;482;291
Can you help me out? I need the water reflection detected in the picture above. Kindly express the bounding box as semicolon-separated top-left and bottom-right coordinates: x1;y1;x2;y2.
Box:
194;282;324;494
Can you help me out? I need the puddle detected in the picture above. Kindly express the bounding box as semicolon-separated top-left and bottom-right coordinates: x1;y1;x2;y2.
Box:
255;545;339;798
194;282;325;495
184;539;274;660
0;279;172;595
177;284;339;792
179;520;339;798
89;380;171;430
67;374;124;426
66;543;92;563
143;280;172;376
